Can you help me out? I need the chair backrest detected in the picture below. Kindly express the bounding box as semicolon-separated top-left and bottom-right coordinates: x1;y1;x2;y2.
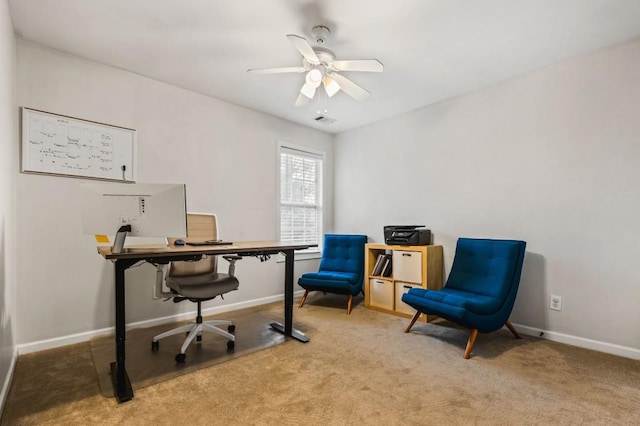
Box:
168;213;218;277
446;238;526;301
319;234;368;276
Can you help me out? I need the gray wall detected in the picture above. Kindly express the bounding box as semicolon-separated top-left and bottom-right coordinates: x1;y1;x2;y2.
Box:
15;40;332;348
335;39;640;355
0;0;16;411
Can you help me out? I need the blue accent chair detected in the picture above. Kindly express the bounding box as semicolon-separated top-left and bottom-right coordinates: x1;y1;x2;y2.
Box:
298;234;368;314
402;238;526;358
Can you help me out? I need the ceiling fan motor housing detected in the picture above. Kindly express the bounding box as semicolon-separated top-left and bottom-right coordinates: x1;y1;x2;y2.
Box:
312;25;330;44
304;47;336;74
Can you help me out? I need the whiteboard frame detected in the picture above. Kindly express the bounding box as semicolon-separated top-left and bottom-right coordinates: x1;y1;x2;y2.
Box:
21;107;137;182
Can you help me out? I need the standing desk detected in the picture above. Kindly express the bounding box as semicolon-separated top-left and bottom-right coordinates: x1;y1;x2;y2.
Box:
97;240;316;403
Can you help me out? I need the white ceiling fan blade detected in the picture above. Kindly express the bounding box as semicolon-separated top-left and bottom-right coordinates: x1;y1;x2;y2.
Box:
299;82;317;100
327;73;370;101
295;92;311;107
286;34;319;63
247;66;306;74
333;59;384;72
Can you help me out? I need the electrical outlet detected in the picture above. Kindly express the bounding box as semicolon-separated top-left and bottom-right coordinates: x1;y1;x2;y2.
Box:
550;295;562;311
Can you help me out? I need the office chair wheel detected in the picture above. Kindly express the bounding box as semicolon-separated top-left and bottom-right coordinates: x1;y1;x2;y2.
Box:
227;340;235;350
228;325;236;334
175;353;186;363
151;340;159;351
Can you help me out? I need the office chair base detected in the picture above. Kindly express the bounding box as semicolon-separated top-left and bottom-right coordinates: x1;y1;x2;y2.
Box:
151;320;236;363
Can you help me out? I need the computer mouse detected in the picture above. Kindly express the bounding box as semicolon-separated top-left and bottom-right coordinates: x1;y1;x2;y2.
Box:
174;239;186;246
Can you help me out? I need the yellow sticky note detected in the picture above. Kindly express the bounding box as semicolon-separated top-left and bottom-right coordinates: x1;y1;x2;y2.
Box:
95;234;110;243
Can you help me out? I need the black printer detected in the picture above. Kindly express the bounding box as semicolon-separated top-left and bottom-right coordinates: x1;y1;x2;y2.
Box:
384;225;431;246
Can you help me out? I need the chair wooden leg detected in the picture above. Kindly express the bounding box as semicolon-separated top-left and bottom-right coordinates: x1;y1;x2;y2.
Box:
464;328;479;359
505;320;522;339
298;290;310;309
347;294;353;314
404;311;422;333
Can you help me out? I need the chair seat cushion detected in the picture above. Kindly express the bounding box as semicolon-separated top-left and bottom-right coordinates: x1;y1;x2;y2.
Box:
167;272;239;299
298;271;361;294
402;287;503;316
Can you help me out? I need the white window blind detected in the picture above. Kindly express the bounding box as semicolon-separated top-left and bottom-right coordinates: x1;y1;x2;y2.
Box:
279;146;323;246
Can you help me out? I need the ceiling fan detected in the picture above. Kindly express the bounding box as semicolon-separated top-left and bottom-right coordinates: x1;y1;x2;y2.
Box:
247;26;383;106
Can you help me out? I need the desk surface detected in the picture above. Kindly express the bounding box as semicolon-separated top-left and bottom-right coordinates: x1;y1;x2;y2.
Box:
97;240;316;260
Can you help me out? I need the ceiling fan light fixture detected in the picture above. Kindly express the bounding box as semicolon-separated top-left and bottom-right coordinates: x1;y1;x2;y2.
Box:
305;68;323;88
248;26;383;106
323;76;340;97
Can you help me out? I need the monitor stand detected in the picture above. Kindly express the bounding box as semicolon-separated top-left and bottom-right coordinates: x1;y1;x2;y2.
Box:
111;225;131;254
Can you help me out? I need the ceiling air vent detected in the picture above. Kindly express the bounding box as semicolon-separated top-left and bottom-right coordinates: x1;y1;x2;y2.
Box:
313;115;336;124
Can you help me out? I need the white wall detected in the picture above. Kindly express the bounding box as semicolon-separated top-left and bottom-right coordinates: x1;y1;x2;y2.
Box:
15;40;332;347
0;0;16;412
335;39;640;354
10;21;640;360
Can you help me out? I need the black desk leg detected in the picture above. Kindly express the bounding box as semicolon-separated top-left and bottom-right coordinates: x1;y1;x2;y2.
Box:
111;259;136;403
270;249;309;343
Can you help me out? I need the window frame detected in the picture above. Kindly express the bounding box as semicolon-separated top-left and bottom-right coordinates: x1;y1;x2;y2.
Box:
277;141;325;255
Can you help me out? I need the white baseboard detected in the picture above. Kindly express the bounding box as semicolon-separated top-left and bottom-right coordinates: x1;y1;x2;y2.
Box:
17;291;304;355
16;297;639;361
0;348;17;419
512;323;640;360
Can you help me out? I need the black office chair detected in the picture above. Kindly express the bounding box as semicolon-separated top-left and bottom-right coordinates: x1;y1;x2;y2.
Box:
151;213;240;363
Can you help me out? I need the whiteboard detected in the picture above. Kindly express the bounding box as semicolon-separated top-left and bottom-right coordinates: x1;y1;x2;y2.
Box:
21;107;136;182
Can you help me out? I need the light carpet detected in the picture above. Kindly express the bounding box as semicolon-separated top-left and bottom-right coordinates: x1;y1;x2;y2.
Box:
3;294;639;425
90;303;299;397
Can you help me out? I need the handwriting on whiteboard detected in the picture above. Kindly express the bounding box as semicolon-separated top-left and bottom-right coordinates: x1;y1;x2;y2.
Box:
22;108;135;181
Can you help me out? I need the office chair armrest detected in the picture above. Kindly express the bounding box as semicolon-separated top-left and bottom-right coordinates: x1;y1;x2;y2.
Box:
223;255;242;276
152;264;174;299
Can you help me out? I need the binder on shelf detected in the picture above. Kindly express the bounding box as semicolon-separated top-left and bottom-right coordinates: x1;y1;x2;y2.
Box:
382;255;393;277
372;254;385;276
371;255;380;275
378;257;389;277
372;252;395;277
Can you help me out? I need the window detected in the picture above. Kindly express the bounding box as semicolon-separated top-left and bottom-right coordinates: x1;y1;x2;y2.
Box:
279;144;324;249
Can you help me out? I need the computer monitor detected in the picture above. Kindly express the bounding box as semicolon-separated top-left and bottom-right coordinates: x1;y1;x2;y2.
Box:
81;182;187;253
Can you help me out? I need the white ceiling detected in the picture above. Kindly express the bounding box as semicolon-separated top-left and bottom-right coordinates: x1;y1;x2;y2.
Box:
8;0;640;134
